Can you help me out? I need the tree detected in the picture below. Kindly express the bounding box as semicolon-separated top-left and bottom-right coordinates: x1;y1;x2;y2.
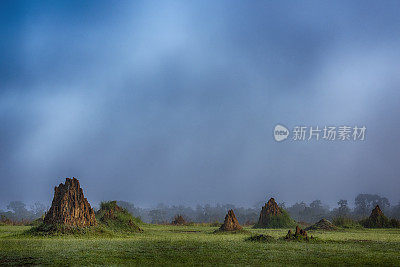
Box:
286;202;307;221
354;194;390;218
7;201;29;217
337;199;350;217
6;201;35;221
149;209;167;224
390;202;400;219
117;201;141;217
310;200;322;210
30;202;47;217
7;201;26;213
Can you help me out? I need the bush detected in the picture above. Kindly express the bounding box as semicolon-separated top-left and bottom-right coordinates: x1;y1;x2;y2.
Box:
0;215;32;226
332;217;361;229
96;201;143;233
29;216;44;227
359;216;400;228
100;201;119;211
390;218;400;228
253;209;295;228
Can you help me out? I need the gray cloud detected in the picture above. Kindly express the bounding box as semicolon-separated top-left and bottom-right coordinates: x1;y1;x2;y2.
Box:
1;1;400;208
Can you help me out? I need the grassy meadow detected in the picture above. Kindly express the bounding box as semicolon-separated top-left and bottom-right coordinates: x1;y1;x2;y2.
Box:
1;224;400;265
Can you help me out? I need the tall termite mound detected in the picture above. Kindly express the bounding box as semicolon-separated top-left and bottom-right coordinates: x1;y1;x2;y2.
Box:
44;177;96;227
219;209;242;231
254;197;294;228
361;205;400;228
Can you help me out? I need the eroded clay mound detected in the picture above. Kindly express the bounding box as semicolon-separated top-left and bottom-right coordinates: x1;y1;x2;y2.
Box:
258;198;281;226
219;209;242;231
44;177;96;227
285;226;312;241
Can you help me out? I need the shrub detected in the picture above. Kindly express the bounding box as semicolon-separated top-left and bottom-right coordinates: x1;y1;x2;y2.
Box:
96;201;143;233
253;209;295;228
332;217;361;229
359;216;400;228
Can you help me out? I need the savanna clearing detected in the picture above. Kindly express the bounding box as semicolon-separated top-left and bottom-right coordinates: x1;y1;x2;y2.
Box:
0;225;399;265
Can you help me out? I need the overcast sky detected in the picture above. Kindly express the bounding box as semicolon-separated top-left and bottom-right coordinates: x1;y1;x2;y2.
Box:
1;0;400;209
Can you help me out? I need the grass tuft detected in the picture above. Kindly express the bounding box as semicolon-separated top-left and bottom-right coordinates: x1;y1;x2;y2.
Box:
246;234;275;242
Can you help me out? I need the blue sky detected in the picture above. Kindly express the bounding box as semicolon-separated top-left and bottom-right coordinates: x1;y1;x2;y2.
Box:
1;1;400;208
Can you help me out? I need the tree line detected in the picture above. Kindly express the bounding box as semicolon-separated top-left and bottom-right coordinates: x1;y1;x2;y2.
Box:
119;193;400;224
1;194;400;225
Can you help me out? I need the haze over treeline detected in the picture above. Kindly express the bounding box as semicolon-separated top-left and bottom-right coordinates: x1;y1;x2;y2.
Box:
1;1;400;208
2;193;400;225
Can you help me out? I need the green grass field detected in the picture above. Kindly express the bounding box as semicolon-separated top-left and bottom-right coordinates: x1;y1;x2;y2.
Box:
1;225;399;265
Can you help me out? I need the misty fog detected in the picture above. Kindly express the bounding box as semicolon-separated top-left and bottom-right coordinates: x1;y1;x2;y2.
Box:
1;1;400;211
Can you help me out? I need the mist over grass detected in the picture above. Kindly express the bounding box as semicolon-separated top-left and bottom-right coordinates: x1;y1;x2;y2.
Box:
1;224;400;265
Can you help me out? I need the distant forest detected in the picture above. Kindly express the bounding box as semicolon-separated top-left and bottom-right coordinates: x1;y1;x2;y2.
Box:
1;194;400;225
